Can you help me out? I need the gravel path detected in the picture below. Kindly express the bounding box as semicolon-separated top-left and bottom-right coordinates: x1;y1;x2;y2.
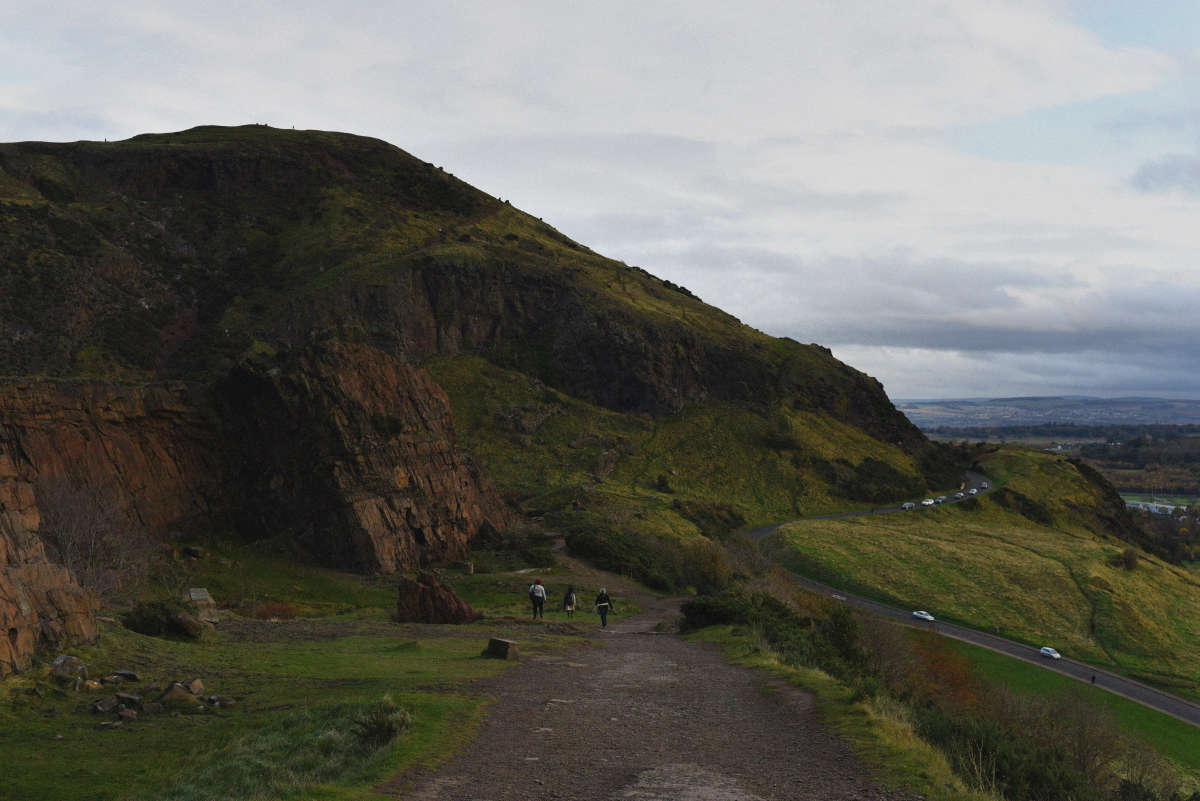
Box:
395;591;918;800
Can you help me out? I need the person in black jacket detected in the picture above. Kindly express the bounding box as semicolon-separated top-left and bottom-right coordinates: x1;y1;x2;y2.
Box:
563;585;578;618
594;587;614;628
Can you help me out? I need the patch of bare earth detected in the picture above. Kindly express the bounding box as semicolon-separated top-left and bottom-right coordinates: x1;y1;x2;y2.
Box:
392;588;920;800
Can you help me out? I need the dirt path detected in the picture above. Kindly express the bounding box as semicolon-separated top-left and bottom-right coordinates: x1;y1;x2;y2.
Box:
395;575;917;801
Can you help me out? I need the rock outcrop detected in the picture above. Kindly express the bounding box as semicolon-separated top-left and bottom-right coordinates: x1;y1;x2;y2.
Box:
0;380;221;535
215;342;508;573
0;452;98;677
395;571;479;624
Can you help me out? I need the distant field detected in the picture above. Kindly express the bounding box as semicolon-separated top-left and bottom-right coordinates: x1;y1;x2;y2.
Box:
1122;493;1198;507
762;449;1200;693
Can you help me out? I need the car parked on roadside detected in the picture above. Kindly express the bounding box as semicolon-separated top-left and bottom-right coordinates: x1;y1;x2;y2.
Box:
1040;646;1061;659
935;495;947;503
912;610;935;622
921;498;935;506
901;502;916;510
968;488;978;495
954;492;965;499
981;481;990;489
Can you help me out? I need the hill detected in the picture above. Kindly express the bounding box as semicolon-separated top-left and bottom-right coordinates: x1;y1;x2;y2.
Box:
0;125;959;674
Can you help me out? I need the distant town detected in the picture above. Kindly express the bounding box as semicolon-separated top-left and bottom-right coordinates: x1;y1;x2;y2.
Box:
896;396;1200;430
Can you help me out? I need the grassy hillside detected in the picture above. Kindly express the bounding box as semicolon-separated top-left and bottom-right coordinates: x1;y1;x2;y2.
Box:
762;447;1200;692
428;354;965;589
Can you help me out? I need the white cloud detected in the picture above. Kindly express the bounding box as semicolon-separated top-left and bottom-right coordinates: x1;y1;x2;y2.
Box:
1;0;1195;398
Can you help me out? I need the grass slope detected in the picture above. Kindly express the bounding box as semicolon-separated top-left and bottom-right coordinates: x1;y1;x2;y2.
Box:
427;354;955;591
0;546;590;801
950;638;1200;782
762;448;1200;692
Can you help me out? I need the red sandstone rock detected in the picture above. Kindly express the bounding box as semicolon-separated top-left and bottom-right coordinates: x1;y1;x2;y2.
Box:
395;572;480;624
215;342;509;573
0;454;98;678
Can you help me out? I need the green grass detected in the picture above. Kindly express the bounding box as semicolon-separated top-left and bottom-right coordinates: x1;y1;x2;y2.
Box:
1121;493;1198;507
950;638;1200;783
173;542;395;617
762;449;1200;695
687;625;992;801
426;353;935;575
0;551;598;801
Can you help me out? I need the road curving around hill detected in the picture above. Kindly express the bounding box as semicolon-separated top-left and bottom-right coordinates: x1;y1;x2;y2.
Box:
742;480;1200;730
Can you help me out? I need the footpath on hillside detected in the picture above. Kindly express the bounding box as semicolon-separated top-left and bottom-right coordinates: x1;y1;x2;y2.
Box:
392;562;917;801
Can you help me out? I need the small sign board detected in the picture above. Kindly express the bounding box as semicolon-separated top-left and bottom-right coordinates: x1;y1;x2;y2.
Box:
187;588;214;604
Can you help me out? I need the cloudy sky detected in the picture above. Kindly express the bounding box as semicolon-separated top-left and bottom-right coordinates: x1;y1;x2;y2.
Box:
4;1;1199;399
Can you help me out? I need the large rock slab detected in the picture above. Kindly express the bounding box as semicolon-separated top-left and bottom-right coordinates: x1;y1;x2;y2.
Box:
214;342;508;573
0;463;98;677
395;571;479;624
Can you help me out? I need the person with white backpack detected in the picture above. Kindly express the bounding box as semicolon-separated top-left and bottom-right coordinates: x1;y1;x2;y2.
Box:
528;578;547;620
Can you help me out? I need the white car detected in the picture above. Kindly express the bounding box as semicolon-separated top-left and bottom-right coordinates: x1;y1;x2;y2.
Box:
901;502;916;510
1039;646;1061;659
954;492;965;499
935;495;947;504
921;498;935;506
968;488;978;496
912;610;935;622
981;481;990;489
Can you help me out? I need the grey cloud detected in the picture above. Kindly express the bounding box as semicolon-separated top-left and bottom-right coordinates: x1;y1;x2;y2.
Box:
1130;154;1200;194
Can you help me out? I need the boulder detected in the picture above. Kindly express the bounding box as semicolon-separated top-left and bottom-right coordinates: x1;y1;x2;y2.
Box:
49;655;88;685
159;683;194;704
112;670;140;682
482;638;519;660
395;572;479;624
173;613;207;641
93;696;120;714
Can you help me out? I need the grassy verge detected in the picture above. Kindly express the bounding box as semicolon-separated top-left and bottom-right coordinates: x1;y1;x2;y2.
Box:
686;625;991;801
950;638;1200;784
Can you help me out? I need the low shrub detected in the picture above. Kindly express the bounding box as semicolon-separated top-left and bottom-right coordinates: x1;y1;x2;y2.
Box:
351;694;412;748
252;602;298;620
121;599;204;641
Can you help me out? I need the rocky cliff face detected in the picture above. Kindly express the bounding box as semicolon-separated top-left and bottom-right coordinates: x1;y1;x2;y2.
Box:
0;442;98;678
0;350;509;673
214;342;507;573
0;381;221;534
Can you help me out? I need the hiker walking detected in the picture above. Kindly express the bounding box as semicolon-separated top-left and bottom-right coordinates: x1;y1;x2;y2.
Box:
528;579;546;619
594;587;614;628
562;585;578;618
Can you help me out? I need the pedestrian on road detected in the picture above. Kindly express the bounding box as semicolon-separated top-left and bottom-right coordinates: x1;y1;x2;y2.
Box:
563;585;578;618
1091;674;1096;685
594;587;614;628
529;579;546;620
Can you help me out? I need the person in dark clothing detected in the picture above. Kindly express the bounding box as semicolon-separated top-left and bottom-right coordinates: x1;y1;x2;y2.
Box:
528;578;546;619
594;587;614;628
563;585;578;618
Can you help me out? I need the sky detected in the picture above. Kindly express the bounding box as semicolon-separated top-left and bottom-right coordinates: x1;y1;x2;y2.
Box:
3;0;1199;400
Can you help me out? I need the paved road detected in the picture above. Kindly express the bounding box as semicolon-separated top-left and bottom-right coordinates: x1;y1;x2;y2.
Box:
744;471;993;539
743;473;1200;729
